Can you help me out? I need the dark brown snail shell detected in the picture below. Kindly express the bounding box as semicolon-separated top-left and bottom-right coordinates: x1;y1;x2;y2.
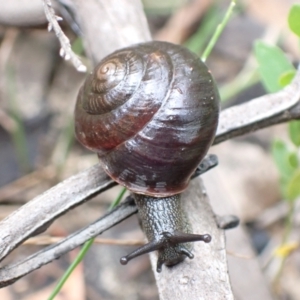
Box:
75;41;219;197
74;41;220;272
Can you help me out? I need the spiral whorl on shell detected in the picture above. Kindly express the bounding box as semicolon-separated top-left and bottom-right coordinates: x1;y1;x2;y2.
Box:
75;41;220;197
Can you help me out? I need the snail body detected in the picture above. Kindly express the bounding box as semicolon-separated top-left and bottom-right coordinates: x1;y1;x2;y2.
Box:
75;41;220;271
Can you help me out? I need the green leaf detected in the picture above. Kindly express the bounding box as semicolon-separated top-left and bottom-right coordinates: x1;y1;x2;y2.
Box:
71;38;84;55
279;70;296;87
286;170;300;201
271;140;295;181
289;120;300;146
254;41;295;93
288;152;299;169
288;4;300;37
279;179;288;199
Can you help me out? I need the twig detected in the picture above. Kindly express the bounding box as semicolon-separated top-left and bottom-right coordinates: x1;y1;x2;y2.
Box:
0;164;115;263
0;69;299;287
0;108;18;133
42;0;87;72
215;65;300;144
71;0;151;63
0;166;56;202
0;68;299;287
1;0;300;295
23;236;144;246
0;1;47;26
226;250;254;260
150;179;233;299
0;198;137;288
0;155;217;288
49;186;127;299
201;0;236;62
255;200;300;228
0;29;19;133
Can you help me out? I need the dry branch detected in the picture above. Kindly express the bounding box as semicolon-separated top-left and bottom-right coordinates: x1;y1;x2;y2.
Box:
0;0;47;26
42;0;87;72
23;236;144;246
215;66;300;144
0;0;299;298
151;179;233;299
0;165;114;262
0;198;137;287
0;155;218;289
0;66;299;292
72;0;151;64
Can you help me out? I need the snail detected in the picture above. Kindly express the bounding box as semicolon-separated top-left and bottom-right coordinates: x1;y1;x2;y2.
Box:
74;41;220;272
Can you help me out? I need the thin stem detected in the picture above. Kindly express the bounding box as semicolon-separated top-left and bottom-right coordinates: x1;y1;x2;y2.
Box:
47;238;94;300
51;117;75;174
42;0;87;72
48;187;127;300
6;65;30;173
109;187;127;210
184;5;220;55
282;201;295;245
272;200;296;288
201;0;236;62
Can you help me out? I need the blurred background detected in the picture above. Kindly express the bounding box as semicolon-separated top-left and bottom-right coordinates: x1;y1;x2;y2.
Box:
0;0;299;299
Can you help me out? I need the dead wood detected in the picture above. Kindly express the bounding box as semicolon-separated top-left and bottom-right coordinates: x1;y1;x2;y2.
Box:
0;1;299;299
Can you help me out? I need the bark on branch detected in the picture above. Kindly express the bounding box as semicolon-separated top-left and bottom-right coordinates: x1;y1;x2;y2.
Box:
0;0;299;298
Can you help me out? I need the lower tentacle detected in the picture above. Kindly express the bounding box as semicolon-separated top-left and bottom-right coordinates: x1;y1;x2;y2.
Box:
120;193;211;272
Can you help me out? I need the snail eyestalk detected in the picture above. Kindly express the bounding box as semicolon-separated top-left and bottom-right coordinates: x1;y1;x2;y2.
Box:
120;230;211;272
119;154;217;270
120;194;212;272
